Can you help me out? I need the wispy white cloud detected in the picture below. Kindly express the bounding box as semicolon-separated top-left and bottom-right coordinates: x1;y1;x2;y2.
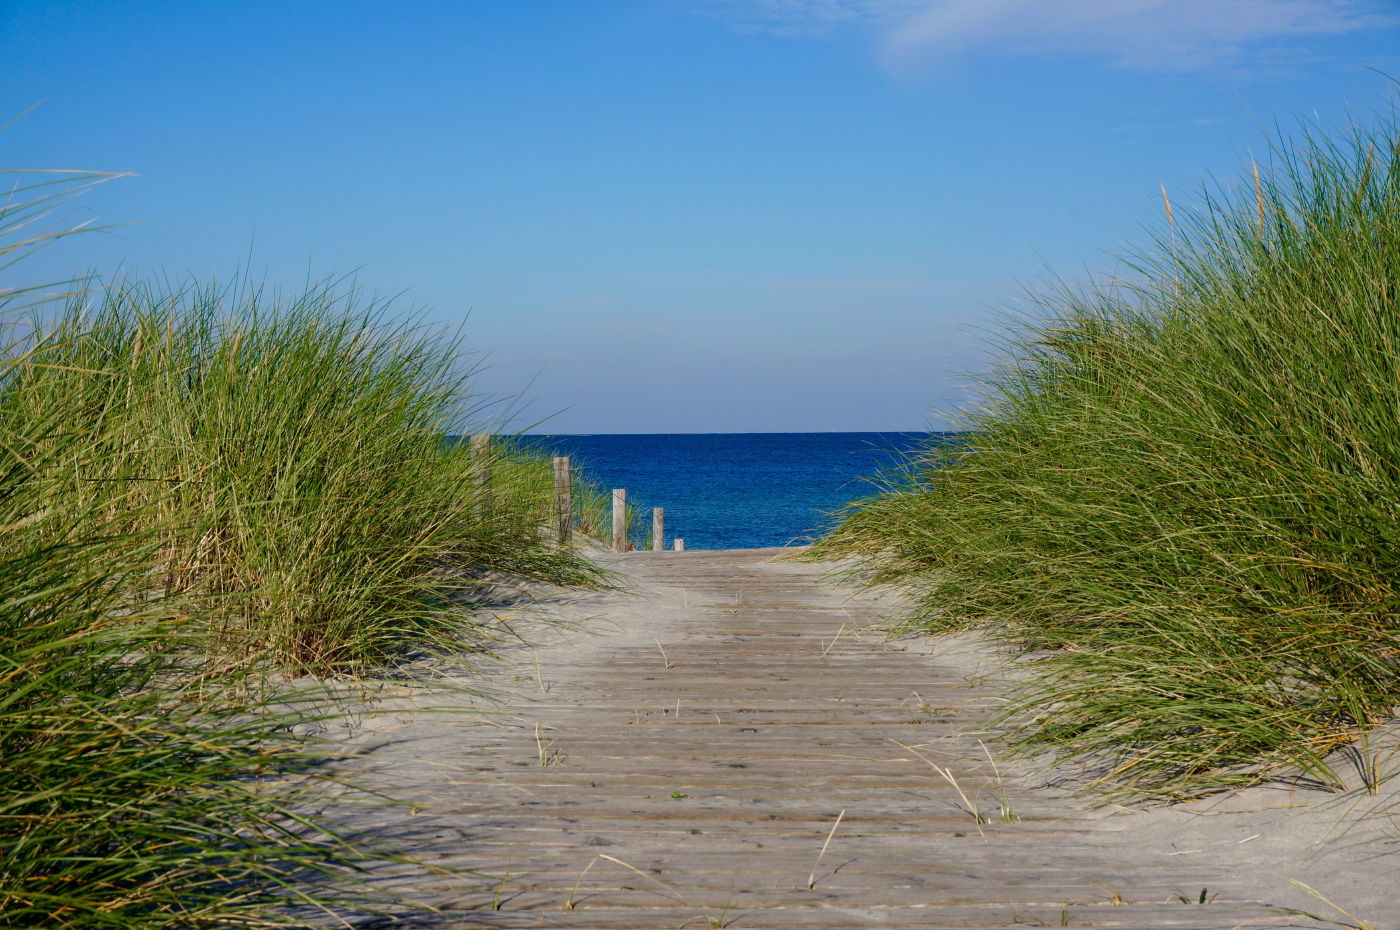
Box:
694;0;1396;72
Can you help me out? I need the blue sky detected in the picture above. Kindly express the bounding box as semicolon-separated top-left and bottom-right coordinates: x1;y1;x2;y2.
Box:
4;1;1398;432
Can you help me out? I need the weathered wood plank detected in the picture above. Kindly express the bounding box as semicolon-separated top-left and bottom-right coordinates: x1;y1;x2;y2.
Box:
344;548;1325;928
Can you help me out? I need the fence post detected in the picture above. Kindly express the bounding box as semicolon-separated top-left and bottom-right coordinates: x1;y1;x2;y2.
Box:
552;456;572;544
611;488;627;553
652;507;664;552
674;538;685;551
471;434;492;520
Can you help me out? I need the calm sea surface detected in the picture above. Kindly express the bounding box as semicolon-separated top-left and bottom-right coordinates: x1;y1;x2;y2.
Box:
523;432;941;550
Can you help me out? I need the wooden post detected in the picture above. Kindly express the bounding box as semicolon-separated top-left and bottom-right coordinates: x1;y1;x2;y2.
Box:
552;456;572;544
674;538;685;551
651;507;664;552
611;488;627;553
470;433;492;520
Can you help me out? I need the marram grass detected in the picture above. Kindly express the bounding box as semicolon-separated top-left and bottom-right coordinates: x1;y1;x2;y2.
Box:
0;368;425;928
7;276;601;675
815;108;1400;799
0;163;602;924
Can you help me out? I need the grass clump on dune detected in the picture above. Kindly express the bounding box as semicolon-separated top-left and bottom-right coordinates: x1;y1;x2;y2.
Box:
0;321;419;927
0;163;601;925
815;108;1400;799
8;276;600;675
0;480;396;927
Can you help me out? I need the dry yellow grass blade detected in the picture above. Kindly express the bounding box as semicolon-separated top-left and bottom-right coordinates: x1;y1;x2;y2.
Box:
564;853;686;910
806;808;846;889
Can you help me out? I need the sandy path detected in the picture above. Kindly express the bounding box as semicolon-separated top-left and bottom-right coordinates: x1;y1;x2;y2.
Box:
336;548;1397;929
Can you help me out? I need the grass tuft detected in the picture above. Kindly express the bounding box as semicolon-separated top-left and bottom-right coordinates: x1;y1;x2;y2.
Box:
0;158;603;924
814;103;1400;799
8;276;602;676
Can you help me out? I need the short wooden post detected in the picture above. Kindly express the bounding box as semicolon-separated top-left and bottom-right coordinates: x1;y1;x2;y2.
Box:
552;456;572;544
611;488;627;553
651;507;664;552
674;538;685;551
470;433;492;520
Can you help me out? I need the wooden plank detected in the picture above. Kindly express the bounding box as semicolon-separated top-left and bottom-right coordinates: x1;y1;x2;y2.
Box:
651;507;664;552
343;549;1297;929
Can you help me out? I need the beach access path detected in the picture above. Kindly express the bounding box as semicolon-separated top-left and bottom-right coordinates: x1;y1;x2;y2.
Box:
345;548;1396;929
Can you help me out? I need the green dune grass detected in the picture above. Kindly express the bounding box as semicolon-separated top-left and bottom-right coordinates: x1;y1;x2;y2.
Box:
7;277;602;675
0;165;602;925
814;107;1400;799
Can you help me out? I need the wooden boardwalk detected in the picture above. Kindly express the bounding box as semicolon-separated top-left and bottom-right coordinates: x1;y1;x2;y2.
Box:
354;549;1313;929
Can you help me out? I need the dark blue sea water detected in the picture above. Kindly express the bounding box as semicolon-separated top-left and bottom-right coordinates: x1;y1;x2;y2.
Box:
523;432;940;550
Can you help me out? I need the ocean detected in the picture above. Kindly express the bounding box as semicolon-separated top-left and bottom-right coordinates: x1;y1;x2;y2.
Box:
523;432;942;550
